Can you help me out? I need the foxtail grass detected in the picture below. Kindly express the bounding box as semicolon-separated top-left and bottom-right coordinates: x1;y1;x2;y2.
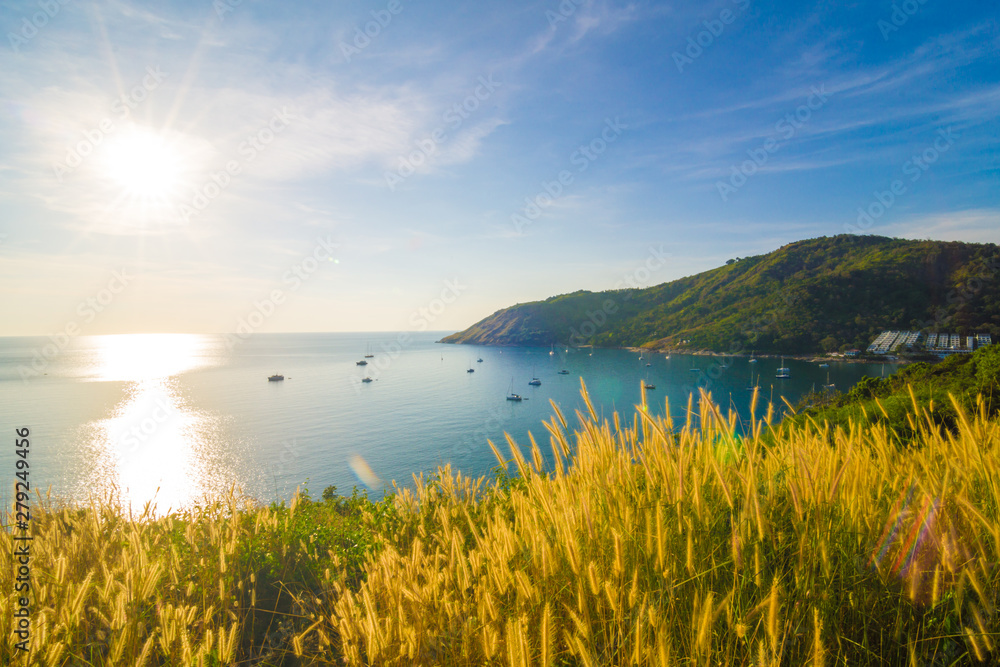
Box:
3;382;999;665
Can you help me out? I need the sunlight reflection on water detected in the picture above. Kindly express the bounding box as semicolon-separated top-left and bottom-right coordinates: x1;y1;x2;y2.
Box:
76;334;232;514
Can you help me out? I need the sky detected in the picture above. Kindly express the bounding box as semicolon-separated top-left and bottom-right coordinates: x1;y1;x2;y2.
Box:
0;0;997;336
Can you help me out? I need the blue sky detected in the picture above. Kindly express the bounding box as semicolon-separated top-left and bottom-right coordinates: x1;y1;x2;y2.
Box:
0;0;997;335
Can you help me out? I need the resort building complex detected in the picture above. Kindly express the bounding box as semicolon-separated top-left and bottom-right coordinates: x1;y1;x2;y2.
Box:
866;331;993;356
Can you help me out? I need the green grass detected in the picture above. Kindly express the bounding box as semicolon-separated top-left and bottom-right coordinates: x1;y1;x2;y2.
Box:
3;381;999;665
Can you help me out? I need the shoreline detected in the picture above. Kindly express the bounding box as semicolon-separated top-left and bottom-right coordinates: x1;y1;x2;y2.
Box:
619;346;912;364
664;351;909;364
442;340;917;365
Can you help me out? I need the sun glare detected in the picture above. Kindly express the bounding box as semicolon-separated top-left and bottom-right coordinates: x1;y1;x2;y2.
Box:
99;126;185;200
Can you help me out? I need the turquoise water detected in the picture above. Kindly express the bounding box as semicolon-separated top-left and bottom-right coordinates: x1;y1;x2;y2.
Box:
0;332;892;512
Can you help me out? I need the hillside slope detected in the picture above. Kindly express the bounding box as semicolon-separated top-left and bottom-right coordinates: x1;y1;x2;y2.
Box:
441;235;1000;354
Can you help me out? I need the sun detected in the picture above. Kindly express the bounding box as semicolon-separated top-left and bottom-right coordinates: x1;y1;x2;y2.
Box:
99;126;185;200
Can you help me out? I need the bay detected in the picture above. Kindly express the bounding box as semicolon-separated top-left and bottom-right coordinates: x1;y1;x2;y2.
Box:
0;332;893;512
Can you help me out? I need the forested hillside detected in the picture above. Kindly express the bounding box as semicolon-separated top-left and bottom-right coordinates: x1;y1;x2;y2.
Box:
442;235;1000;354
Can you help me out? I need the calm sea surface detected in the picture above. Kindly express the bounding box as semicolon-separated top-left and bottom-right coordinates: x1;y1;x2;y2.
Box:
0;332;895;512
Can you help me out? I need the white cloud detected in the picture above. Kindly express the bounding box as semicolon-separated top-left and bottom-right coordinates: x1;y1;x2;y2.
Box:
880;209;1000;245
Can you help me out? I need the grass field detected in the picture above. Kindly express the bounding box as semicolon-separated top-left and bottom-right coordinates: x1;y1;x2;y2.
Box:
3;381;998;665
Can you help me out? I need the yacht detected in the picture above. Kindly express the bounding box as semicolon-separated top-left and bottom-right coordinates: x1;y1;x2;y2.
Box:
557;370;569;375
823;370;835;391
506;378;523;401
356;359;367;366
776;357;790;379
361;377;373;383
268;374;284;381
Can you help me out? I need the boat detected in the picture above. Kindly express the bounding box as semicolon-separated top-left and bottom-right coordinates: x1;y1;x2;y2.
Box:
823;370;835;390
557;370;569;375
646;362;651;367
528;366;541;386
689;368;700;373
818;362;829;368
549;345;555;356
749;351;758;364
364;343;374;358
467;367;475;373
644;382;656;389
268;374;284;381
776;357;790;379
361;377;373;383
477;358;484;363
356;359;367;366
506;378;523;401
746;365;757;390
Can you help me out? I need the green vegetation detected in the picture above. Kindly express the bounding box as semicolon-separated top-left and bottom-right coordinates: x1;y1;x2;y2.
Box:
793;343;1000;441
441;235;1000;354
0;485;400;666
4;381;1000;665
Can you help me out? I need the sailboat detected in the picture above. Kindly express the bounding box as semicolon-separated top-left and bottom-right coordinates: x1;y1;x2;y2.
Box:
549;344;555;356
746;364;757;390
823;370;835;390
506;378;523;401
749;350;758;364
364;343;374;358
775;357;790;379
355;359;368;366
643;368;655;389
467;360;475;373
528;366;541;386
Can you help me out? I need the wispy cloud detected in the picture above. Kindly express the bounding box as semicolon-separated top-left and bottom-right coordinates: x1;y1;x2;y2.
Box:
881;209;1000;244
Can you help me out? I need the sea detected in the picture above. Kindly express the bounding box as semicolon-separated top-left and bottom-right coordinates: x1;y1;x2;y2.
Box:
0;332;895;513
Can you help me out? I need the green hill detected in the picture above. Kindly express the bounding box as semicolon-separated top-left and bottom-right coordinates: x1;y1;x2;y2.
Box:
441;235;1000;354
791;341;1000;441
